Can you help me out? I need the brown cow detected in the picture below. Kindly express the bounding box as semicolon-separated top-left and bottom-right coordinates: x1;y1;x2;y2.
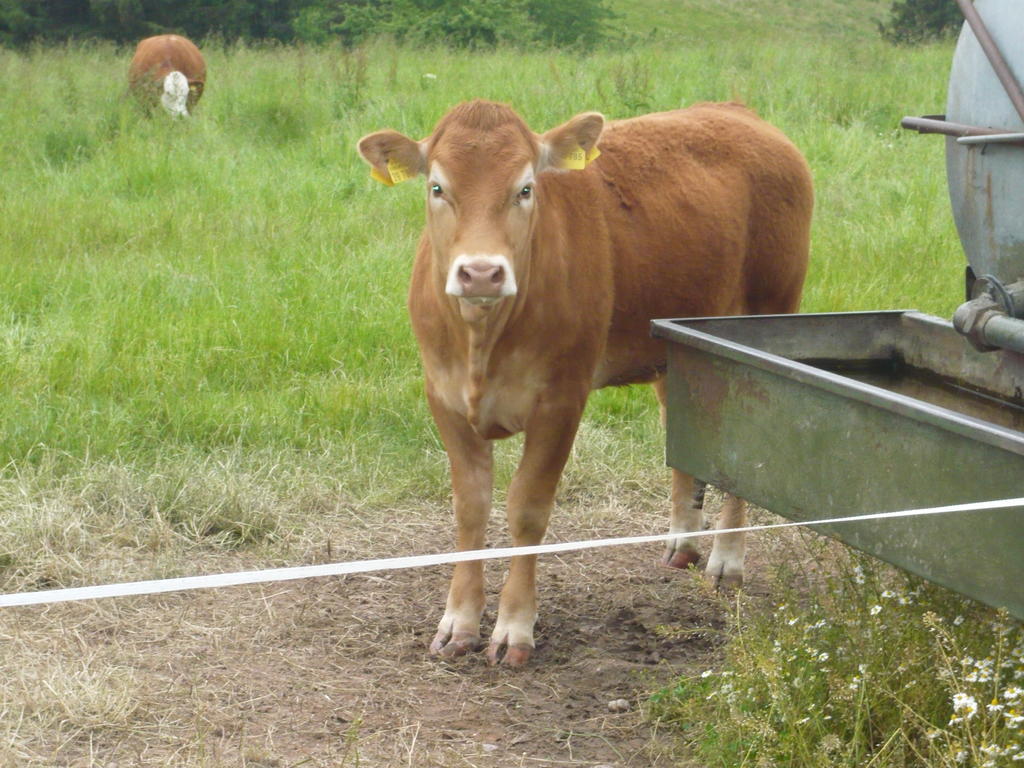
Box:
357;100;813;666
128;34;206;118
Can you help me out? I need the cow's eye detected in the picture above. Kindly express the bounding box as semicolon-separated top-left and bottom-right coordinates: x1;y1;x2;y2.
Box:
517;185;533;202
430;183;444;198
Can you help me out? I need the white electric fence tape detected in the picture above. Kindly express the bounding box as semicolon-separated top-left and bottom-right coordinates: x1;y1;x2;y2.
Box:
0;497;1021;609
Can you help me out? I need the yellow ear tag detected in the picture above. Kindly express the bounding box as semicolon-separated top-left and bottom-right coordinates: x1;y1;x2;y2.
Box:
370;158;414;186
387;158;413;183
370;166;394;186
559;144;600;170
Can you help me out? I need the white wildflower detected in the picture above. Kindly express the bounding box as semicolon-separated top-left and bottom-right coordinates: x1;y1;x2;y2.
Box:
952;692;979;720
869;604;882;616
818;652;830;662
853;565;865;584
701;669;714;678
881;589;895;599
953;615;965;626
1005;686;1023;702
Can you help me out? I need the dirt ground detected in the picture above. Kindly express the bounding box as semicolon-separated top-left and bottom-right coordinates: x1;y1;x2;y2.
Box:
1;495;789;767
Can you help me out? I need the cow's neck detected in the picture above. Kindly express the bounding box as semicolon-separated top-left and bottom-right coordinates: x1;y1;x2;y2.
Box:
464;322;497;427
442;289;523;430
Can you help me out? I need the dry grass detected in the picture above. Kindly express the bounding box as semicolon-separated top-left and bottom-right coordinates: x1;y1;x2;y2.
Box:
0;475;771;766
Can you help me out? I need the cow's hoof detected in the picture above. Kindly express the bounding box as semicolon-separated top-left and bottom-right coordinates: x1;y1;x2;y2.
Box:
705;565;744;591
662;547;701;570
486;641;533;668
429;630;482;658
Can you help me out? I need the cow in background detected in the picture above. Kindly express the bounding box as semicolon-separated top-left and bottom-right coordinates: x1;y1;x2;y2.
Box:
128;34;206;118
358;100;813;666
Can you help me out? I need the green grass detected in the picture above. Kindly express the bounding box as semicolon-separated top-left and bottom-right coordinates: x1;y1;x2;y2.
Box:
0;28;963;558
612;0;890;41
0;34;958;484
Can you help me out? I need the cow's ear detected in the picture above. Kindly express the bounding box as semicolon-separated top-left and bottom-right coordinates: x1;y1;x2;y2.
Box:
357;130;426;186
538;112;605;173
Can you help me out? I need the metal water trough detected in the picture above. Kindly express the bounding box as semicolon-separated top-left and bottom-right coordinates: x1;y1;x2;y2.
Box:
651;0;1024;618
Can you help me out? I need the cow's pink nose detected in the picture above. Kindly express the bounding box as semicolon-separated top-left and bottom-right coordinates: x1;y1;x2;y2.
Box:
458;261;505;296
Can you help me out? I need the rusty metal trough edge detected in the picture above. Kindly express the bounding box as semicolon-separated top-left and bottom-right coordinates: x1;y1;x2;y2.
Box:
652;311;1024;456
651;310;1024;618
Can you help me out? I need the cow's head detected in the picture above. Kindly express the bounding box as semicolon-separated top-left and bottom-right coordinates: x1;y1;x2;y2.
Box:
358;101;604;322
161;71;190;118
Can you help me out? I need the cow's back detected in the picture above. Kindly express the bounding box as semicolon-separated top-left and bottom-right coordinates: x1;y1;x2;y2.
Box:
129;35;206;88
550;103;813;387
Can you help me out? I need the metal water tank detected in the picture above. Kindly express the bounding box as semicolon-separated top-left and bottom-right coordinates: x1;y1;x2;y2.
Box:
902;0;1024;352
945;0;1024;286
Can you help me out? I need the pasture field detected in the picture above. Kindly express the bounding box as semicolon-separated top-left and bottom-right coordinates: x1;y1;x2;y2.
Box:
2;15;1020;768
0;34;959;525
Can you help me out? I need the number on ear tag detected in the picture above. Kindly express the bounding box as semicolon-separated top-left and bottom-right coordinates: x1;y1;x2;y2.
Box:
370;158;414;186
559;144;600;170
387;159;412;183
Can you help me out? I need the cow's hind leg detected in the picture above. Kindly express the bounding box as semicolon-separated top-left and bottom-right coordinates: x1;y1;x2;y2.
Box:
487;394;585;667
653;380;705;569
426;391;493;659
706;493;746;589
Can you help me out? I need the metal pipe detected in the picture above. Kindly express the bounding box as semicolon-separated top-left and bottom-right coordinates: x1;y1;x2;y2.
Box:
954;0;1024;127
978;314;1024;354
900;115;1014;138
957;132;1024;145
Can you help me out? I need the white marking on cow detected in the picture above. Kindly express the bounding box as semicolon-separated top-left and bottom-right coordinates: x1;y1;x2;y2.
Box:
161;71;190;118
445;254;518;300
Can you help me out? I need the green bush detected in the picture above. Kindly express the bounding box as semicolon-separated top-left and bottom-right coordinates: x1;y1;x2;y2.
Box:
0;0;615;48
297;0;615;48
878;0;964;45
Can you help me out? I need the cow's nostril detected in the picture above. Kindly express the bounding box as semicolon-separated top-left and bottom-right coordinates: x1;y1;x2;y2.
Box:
491;266;504;284
458;266;472;286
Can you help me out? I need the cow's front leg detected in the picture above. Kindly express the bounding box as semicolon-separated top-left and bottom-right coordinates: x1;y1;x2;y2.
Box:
487;396;585;667
426;393;493;659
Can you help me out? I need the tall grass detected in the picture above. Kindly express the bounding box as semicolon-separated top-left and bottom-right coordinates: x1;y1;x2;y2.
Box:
0;33;960;571
650;544;1024;767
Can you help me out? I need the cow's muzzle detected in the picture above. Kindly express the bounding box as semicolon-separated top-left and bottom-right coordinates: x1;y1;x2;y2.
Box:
445;255;517;304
